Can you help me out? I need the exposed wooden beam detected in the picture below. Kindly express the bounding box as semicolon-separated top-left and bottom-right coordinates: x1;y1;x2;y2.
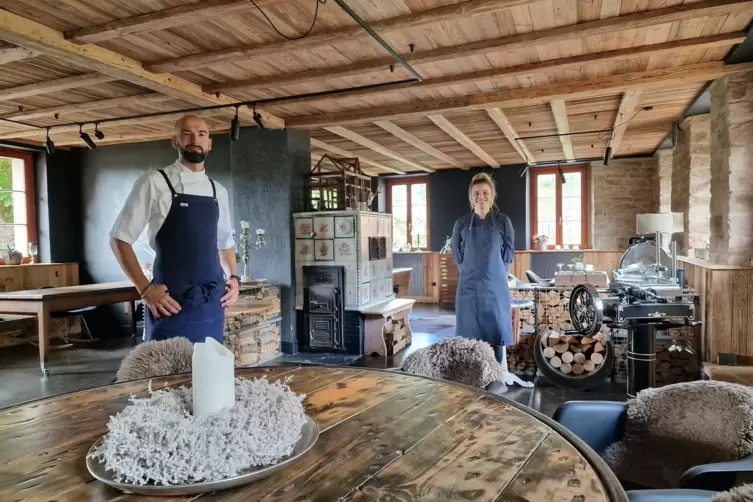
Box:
148;0;539;73
287;62;753;128
55;130;178;147
259;33;746;108
373;120;463;169
0;45;38;65
204;0;751;94
64;0;275;44
311;138;399;175
549;100;576;161
0;9;284;129
0;93;172;121
0;73;116;102
609;90;643;156
485;108;535;163
428;115;499;168
324;126;433;173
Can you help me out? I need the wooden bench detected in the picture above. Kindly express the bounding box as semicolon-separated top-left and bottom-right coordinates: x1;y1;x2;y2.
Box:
362;298;415;357
702;363;753;387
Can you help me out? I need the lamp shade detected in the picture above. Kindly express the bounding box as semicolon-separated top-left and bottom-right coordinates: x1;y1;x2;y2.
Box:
636;212;683;234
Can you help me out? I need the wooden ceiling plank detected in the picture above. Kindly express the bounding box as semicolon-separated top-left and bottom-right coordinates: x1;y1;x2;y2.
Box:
485;108;536;163
147;0;540;73
311;137;398;175
64;0;274;44
428;114;499;168
0;9;284;129
549;100;576;161
0;73;116;101
258;32;746;107
0;93;172;121
609;90;643;155
0;46;39;65
287;62;753;128
323;126;434;173
373;120;463;169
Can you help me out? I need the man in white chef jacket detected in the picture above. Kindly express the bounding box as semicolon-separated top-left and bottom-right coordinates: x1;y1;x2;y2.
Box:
110;115;240;343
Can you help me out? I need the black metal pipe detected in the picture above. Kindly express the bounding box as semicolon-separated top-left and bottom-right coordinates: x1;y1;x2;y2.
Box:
333;0;423;82
0;140;46;152
515;128;612;141
0;117;45;129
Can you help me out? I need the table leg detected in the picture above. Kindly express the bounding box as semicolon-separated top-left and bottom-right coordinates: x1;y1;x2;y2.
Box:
37;303;51;377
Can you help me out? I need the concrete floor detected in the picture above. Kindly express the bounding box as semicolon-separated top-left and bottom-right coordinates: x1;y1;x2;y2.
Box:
0;304;626;413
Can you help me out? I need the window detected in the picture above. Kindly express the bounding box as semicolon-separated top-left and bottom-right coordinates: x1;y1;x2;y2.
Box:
531;166;588;249
0;149;36;263
386;177;429;251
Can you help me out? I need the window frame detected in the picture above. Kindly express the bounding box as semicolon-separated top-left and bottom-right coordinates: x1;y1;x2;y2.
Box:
530;165;589;249
386;176;431;251
0;148;37;264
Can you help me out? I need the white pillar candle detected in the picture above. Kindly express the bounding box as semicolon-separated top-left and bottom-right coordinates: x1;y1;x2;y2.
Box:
192;337;236;418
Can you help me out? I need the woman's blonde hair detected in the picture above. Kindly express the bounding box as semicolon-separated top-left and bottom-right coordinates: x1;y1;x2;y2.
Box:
468;172;497;209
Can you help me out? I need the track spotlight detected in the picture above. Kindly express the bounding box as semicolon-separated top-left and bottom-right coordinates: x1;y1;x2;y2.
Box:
230;106;240;141
94;123;105;140
603;146;613;166
518;165;529;178
45;129;54;156
252;105;265;130
79;125;96;150
557;163;566;184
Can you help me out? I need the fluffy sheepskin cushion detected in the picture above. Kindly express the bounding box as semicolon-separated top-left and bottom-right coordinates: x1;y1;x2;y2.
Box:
712;484;753;502
603;380;753;489
116;337;194;382
402;337;503;388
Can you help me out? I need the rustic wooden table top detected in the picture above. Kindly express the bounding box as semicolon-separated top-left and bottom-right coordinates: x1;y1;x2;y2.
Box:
0;366;627;502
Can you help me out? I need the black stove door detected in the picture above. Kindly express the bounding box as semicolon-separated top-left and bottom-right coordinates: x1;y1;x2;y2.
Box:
304;285;344;351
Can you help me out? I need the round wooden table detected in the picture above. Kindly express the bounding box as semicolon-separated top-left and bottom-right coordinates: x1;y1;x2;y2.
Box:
0;366;627;501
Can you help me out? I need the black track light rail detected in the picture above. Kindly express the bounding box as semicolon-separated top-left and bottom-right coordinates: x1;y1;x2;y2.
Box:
0;0;423;140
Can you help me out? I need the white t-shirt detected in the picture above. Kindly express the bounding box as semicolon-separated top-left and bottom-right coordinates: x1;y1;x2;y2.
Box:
109;159;235;252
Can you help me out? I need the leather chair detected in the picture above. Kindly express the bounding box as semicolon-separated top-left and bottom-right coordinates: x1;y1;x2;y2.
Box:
553;401;753;499
525;270;555;286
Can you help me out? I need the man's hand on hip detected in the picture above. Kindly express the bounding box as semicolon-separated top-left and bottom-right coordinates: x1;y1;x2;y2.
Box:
221;277;240;308
144;284;182;318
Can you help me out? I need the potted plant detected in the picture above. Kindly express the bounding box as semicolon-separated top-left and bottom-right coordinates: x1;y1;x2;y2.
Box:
533;234;549;250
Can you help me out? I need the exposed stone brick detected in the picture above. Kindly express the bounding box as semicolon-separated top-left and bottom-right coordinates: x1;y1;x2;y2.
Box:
590;158;658;250
710;71;753;265
656;150;673;213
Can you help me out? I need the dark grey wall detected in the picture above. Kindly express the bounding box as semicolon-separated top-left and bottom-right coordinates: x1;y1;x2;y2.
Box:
36;127;310;347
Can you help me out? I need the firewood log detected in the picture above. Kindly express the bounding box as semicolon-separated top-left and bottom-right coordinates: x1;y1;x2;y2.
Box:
572;363;584;375
573;352;586;364
591;352;604;365
594;342;604;353
569;343;582;353
553;342;569;354
560;362;572;374
583;360;595;372
543;347;555;358
550;356;562;368
561;351;574;364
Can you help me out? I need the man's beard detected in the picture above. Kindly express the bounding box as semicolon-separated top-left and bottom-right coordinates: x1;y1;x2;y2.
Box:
180;146;207;164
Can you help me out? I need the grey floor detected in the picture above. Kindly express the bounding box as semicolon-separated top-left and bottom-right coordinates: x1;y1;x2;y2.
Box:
0;304;627;413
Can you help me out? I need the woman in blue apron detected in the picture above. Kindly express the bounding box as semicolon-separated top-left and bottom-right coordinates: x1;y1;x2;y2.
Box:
451;173;533;388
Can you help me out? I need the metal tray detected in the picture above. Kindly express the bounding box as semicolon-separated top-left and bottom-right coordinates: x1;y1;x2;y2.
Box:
86;414;319;496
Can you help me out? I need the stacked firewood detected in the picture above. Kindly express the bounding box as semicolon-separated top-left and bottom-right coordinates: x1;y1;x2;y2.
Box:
539;331;609;376
383;317;410;356
506;334;535;375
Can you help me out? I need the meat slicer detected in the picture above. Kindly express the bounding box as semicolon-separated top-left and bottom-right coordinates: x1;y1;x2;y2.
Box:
568;232;699;397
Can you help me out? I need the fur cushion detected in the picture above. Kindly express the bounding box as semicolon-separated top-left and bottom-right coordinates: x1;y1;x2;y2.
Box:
603;380;753;489
116;337;194;382
712;484;753;502
402;337;503;388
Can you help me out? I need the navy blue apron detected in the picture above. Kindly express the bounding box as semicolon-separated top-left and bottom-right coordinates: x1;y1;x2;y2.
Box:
144;170;225;344
455;211;514;347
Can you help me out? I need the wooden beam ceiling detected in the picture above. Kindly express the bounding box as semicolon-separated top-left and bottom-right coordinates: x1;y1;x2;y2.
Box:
549;100;576;161
64;0;275;44
287;62;753;128
609;91;643;156
323;126;434;173
485;108;535;163
0;9;284;129
0;93;172;121
0;45;38;65
310;138;395;175
148;0;540;73
0;73;116;102
204;0;751;95
373;120;463;169
428;115;499;168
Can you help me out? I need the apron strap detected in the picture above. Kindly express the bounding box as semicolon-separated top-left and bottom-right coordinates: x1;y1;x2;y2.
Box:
208;178;217;200
157;170;178;198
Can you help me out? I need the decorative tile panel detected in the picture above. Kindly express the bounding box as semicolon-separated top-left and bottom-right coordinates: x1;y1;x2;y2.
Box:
361;282;371;304
295;239;314;262
294;218;313;239
313;217;334;239
335;216;355;238
315;239;334;261
334;238;356;262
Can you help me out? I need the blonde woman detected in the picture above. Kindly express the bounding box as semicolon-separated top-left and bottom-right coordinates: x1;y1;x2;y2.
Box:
451;173;533;389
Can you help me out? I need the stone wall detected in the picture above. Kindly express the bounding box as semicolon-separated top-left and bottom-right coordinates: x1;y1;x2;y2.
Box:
590;158;658;250
655;149;673;213
672;115;711;254
709;70;753;266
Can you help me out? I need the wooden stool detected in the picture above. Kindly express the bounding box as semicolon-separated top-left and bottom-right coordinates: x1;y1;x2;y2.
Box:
363;299;415;357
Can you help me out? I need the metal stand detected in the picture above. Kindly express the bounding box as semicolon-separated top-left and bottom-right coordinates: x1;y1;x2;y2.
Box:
626;323;657;397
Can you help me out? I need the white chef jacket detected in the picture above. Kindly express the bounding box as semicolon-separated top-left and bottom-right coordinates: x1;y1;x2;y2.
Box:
110;159;235;252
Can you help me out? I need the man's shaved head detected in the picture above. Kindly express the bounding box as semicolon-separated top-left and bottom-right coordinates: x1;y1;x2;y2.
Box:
172;115;212;167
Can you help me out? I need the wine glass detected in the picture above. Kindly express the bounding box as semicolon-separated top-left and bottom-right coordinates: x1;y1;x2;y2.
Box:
28;242;38;263
556;263;564;273
567;263;574;272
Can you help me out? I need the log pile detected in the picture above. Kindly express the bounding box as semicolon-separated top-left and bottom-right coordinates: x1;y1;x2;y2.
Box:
383;316;410;356
510;289;535;331
540;331;609;376
506;334;535;375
